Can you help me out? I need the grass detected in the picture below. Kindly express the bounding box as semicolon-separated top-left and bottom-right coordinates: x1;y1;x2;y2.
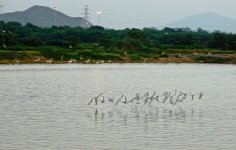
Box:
0;47;236;64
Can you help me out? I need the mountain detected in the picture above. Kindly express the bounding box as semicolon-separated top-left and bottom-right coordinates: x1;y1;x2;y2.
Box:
164;12;236;33
0;5;93;28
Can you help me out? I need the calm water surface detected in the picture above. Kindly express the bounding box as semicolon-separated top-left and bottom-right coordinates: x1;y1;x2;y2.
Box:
0;64;235;150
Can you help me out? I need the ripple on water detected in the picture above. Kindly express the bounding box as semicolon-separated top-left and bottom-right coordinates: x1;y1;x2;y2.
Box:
0;64;236;150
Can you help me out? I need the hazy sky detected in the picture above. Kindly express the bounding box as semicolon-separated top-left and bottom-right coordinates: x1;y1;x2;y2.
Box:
1;0;236;29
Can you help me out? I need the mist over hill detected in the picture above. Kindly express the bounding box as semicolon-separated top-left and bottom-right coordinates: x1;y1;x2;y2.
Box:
164;12;236;33
1;6;236;33
0;5;93;28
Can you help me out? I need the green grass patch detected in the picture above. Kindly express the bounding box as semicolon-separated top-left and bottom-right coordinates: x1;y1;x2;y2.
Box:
0;51;28;60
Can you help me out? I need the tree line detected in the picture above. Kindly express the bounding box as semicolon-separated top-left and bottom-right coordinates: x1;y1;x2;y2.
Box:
1;21;236;52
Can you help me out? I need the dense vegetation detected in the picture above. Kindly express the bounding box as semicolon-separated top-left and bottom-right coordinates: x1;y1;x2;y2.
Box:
0;21;236;63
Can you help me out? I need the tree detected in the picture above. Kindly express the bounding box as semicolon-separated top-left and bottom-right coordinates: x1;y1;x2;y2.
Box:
123;28;149;51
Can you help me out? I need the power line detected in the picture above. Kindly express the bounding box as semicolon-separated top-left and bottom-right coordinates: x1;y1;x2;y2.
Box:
88;7;165;25
88;15;164;29
0;4;3;14
84;5;89;21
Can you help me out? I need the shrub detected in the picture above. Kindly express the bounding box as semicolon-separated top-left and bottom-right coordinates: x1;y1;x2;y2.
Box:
78;50;121;60
159;53;169;58
40;49;68;60
194;56;233;63
129;54;142;61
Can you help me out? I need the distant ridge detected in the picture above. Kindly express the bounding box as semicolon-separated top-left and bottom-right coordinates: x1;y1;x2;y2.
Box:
164;12;236;33
0;5;93;28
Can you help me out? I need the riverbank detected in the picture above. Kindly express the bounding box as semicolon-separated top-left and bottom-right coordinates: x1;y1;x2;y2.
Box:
0;52;235;64
1;23;236;65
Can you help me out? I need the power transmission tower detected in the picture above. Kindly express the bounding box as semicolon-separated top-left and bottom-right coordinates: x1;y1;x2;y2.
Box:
0;4;3;14
84;5;89;21
0;3;4;47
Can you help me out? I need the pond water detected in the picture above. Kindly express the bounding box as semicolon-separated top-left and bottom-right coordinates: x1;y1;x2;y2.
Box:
0;63;235;150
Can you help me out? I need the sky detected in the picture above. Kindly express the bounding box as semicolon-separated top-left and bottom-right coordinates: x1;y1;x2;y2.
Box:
1;0;236;29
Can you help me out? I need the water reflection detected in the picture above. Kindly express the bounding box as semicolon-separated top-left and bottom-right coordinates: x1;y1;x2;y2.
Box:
86;106;202;127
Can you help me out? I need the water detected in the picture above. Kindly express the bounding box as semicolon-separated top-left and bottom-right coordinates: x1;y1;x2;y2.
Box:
0;64;235;150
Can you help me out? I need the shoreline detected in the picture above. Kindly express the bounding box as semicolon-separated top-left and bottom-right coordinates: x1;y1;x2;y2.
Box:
1;51;236;65
1;57;235;65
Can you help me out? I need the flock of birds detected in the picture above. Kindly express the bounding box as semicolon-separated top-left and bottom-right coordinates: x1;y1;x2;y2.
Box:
88;90;204;106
